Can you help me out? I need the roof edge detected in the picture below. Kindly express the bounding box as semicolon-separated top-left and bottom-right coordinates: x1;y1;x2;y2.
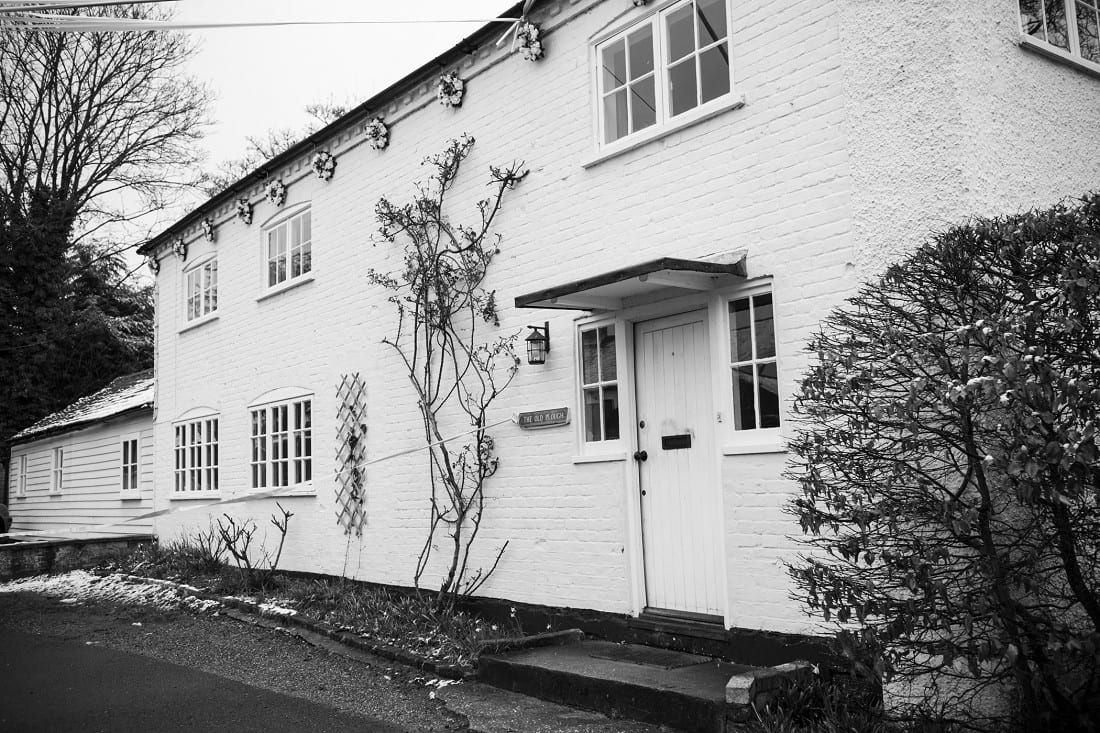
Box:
139;1;529;256
9;403;154;446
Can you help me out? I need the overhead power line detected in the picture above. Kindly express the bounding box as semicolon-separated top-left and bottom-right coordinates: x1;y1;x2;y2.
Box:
0;0;174;9
0;1;529;32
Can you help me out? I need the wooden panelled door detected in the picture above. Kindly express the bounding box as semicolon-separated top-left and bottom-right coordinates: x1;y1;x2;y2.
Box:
634;310;724;619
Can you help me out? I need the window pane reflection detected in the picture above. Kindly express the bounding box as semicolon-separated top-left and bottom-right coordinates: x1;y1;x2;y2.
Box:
697;0;727;44
699;44;730;104
758;362;780;428
584;388;602;441
603;385;620;440
667;3;694;62
669;57;697;116
733;365;756;430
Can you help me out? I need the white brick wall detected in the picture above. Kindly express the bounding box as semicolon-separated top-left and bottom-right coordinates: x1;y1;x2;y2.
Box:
149;0;1100;636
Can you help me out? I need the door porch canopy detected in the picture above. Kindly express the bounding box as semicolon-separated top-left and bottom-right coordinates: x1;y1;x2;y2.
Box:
514;255;747;312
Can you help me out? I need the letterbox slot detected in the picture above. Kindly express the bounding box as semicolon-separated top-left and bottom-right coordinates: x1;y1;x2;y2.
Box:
661;434;692;450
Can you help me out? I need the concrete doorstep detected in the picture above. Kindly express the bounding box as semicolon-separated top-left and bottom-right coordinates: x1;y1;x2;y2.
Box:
477;639;813;733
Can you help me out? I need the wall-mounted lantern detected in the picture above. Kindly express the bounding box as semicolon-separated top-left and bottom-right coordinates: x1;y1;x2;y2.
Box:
525;322;550;365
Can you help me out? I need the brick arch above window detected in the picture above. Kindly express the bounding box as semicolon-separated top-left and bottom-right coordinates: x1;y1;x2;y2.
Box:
248;386;313;408
175;405;219;422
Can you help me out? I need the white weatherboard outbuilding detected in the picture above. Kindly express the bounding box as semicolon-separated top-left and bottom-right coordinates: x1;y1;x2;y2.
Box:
6;370;155;537
139;0;1100;646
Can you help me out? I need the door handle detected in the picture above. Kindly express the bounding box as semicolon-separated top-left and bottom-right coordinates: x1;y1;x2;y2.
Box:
633;450;648;462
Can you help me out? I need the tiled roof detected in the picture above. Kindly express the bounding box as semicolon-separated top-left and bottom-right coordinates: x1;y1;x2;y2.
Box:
12;369;154;443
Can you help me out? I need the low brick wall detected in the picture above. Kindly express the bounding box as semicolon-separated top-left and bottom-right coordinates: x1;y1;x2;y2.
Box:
0;535;155;582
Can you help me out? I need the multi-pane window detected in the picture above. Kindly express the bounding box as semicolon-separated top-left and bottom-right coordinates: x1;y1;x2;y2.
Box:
251;398;312;489
185;259;218;321
174;417;219;493
51;447;64;493
16;454;27;497
1021;0;1100;65
121;438;139;492
597;0;732;145
729;293;780;431
266;209;312;288
580;326;620;442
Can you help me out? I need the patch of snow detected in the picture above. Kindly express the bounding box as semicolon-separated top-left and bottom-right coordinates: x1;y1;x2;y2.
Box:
425;678;460;688
258;602;297;616
0;571;221;614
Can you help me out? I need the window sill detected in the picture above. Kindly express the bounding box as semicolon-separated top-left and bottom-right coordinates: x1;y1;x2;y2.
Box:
582;93;746;169
170;492;221;501
257;274;314;302
120;492;144;501
722;441;786;456
179;312;219;334
280;489;317;498
572;452;627;464
249;485;315;497
1019;35;1100;80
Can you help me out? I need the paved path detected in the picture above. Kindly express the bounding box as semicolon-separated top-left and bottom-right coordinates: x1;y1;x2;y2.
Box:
0;627;402;732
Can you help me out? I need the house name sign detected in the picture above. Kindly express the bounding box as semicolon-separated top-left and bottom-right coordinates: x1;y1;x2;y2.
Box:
518;408;570;430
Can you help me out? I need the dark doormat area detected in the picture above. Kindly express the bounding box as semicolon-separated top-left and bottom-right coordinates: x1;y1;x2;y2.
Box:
586;643;710;669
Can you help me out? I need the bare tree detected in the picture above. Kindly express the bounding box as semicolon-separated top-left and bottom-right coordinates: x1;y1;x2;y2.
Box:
201;102;349;197
0;4;210;451
0;4;211;237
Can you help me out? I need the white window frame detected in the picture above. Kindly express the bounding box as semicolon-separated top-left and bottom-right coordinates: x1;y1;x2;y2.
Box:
183;256;218;326
262;205;313;295
591;0;739;156
720;281;783;454
16;454;27;498
1019;0;1100;76
173;414;219;496
574;319;627;460
120;434;140;495
249;393;313;492
50;446;64;494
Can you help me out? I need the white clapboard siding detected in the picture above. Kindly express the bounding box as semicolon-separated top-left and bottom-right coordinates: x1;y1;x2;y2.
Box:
8;412;155;537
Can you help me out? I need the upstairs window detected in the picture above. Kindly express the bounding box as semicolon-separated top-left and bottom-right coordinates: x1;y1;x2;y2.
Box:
185;258;218;322
728;292;780;431
265;208;312;289
597;0;732;146
1021;0;1100;66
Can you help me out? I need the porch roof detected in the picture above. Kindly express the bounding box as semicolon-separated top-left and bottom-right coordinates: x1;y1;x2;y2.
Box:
514;255;747;312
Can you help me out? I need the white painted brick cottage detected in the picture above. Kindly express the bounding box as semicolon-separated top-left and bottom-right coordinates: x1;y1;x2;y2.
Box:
139;0;1100;643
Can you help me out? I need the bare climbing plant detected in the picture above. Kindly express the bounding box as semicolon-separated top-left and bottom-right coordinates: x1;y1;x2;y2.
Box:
368;134;526;610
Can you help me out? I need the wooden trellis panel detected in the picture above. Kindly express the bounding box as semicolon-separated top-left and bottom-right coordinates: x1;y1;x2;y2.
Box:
335;373;367;536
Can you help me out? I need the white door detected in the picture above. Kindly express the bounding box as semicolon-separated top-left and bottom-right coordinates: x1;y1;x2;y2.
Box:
634;310;723;618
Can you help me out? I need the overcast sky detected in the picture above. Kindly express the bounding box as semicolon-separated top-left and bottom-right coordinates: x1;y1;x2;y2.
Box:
176;0;511;166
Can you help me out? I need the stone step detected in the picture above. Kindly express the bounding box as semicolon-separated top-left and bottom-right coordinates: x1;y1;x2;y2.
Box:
478;639;766;732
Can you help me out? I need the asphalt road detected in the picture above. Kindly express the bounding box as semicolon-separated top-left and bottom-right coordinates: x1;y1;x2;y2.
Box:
0;627;403;733
0;586;662;733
